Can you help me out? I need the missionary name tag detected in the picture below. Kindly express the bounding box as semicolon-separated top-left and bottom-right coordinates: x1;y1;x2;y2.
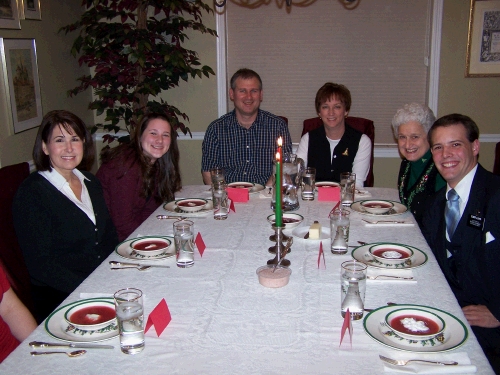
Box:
467;213;483;229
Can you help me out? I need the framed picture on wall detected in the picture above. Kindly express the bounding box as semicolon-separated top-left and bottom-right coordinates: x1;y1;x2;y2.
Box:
23;0;41;20
466;0;500;77
0;0;22;29
0;38;43;133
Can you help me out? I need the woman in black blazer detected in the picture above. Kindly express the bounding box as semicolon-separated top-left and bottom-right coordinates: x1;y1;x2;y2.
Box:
13;110;118;322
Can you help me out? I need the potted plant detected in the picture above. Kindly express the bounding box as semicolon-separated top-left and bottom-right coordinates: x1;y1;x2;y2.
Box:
60;0;217;143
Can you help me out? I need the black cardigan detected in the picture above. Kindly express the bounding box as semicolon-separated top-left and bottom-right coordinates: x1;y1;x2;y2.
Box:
12;171;118;293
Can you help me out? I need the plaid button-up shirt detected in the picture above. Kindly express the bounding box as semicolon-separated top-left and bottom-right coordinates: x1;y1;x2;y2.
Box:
202;109;292;186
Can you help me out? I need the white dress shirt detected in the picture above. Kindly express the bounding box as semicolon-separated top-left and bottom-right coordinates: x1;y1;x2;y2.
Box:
39;168;96;225
445;163;478;247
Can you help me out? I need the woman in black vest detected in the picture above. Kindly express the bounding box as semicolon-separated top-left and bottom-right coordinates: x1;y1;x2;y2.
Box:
391;103;445;226
296;83;372;187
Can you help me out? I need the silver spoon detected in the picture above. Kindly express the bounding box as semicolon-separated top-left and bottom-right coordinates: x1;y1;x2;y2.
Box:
31;350;86;357
109;261;151;271
364;302;397;312
111;265;151;271
349;240;368;248
156;215;186;220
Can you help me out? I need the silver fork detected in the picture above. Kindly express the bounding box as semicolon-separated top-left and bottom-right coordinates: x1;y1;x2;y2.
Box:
379;355;458;366
362;219;408;224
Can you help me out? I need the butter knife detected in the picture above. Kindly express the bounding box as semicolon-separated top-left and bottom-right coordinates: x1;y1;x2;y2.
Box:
29;341;114;349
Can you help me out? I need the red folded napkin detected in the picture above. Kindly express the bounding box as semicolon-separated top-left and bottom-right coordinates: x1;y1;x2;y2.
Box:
145;298;171;337
195;232;206;257
227;187;249;202
318;186;340;201
229;199;236;212
339;308;353;348
328;201;341;218
317;242;326;269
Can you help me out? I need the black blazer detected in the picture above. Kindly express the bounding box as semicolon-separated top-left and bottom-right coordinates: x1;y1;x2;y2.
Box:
13;171;118;294
421;164;500;320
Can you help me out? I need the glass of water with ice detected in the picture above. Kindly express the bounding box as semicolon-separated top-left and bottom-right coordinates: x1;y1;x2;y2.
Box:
114;288;144;354
173;219;195;268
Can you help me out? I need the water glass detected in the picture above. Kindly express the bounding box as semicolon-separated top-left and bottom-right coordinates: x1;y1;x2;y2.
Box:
330;208;350;254
173;219;195;268
212;181;229;220
114;288;145;354
210;168;225;185
340;172;356;206
340;261;367;320
301;167;316;201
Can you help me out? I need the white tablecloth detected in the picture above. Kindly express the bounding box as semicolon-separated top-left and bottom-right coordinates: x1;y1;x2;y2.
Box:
1;187;494;374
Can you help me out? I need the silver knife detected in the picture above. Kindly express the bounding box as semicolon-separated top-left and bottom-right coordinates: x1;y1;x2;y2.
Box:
109;261;170;268
29;341;114;349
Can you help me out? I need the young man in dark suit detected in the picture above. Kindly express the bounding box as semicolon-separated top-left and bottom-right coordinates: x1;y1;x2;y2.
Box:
421;114;500;372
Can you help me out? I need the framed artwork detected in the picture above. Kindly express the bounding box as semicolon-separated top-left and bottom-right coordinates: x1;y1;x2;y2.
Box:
0;38;43;133
466;0;500;77
0;0;21;29
23;0;41;20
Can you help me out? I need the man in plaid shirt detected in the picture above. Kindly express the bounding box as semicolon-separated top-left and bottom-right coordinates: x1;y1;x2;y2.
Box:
202;68;292;186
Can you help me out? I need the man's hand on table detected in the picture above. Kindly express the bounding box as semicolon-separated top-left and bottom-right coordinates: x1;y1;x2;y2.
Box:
202;171;212;185
462;305;500;328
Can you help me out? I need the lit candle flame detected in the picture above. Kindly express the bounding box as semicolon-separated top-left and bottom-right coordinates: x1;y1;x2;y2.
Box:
276;151;280;162
277;137;282;147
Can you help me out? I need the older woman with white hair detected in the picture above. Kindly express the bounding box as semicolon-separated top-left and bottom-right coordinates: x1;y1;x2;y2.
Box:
392;103;446;225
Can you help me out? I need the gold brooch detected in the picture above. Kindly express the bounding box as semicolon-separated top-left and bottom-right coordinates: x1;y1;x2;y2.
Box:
342;148;349;156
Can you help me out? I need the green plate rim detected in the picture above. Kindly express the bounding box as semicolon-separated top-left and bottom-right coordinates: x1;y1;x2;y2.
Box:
351;200;408;216
363;303;468;353
44;297;118;343
351;242;428;269
114;235;175;260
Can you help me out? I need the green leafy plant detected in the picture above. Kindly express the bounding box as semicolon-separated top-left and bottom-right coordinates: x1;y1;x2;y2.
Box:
60;0;217;143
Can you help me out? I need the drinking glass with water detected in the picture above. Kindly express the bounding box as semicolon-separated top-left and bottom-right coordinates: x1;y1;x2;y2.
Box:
173;220;195;268
212;182;229;220
301;167;316;201
340;261;367;320
340;172;356;206
210;167;225;185
330;208;350;254
114;288;145;354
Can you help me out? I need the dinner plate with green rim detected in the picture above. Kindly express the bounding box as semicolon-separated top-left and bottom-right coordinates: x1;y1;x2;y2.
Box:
164;199;213;216
363;304;468;352
351;243;428;269
351;200;407;216
115;236;175;261
45;298;118;343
